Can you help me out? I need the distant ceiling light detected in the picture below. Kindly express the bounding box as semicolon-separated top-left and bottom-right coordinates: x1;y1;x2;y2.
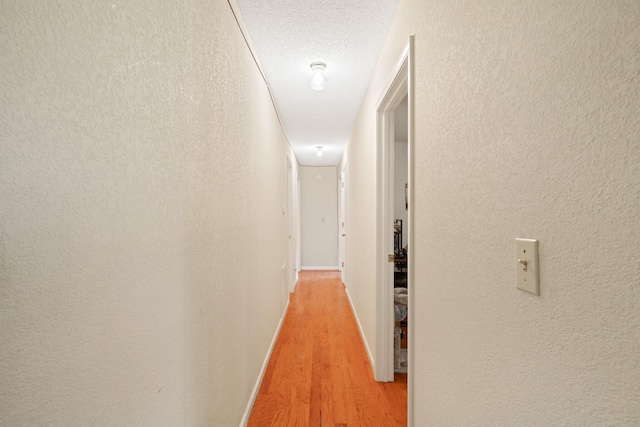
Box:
309;62;327;91
316;146;323;157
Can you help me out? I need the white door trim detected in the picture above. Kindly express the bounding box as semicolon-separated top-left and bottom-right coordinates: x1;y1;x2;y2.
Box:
287;156;297;292
374;36;414;424
339;164;347;285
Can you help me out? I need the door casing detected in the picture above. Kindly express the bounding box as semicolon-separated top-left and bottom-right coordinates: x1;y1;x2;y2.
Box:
339;164;348;284
374;36;414;425
287;156;297;292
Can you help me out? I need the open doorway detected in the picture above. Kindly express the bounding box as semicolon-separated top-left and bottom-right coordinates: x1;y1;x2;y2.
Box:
374;36;414;421
392;94;409;377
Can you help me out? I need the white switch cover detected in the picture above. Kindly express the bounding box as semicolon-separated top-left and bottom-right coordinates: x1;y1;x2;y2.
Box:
516;238;539;295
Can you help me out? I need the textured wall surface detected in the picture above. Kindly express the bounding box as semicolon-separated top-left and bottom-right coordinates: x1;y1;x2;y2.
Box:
344;0;639;425
0;1;294;425
300;166;339;268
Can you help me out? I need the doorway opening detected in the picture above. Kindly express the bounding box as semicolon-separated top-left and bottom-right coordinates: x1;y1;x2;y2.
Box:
375;36;414;421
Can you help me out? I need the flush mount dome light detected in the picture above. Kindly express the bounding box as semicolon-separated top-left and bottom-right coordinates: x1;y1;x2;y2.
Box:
309;62;327;91
316;146;323;156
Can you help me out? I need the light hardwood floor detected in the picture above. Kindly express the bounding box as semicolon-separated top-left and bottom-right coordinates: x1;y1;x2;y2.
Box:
248;270;407;426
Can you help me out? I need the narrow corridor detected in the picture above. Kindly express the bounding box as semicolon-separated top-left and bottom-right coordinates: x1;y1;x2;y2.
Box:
248;271;407;426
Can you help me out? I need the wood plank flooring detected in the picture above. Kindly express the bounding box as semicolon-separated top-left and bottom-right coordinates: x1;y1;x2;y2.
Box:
248;271;407;427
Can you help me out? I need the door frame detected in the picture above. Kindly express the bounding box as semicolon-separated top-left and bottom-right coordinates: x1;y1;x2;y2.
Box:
374;36;414;413
287;155;298;292
338;163;347;284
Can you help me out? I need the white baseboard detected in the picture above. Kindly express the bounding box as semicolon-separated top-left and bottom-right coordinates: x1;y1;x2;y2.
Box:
239;297;290;427
301;266;339;271
345;288;375;372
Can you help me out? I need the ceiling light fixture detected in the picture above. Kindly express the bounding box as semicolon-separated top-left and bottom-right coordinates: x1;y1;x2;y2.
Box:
316;146;323;157
309;62;327;91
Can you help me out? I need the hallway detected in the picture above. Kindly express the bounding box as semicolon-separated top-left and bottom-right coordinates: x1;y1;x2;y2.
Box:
2;1;638;425
248;271;406;426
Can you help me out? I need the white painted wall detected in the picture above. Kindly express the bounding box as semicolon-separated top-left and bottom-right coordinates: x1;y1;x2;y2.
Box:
0;1;297;425
393;128;409;254
342;1;640;425
394;94;409;143
300;166;339;269
394;140;408;250
394;95;409;248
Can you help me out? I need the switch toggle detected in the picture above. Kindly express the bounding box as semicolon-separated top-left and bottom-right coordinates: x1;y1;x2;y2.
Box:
518;259;528;271
516;238;539;295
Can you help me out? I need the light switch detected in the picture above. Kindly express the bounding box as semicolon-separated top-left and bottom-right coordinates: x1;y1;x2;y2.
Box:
516;238;539;295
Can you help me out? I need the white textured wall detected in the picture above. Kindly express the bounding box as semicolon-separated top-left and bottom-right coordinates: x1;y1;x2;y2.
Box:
0;1;295;425
300;166;339;268
343;0;640;425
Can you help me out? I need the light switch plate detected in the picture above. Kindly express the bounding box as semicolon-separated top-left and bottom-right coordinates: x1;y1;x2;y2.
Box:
516;238;539;295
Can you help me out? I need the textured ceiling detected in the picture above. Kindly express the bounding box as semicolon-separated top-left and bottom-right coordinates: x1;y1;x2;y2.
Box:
235;0;400;166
